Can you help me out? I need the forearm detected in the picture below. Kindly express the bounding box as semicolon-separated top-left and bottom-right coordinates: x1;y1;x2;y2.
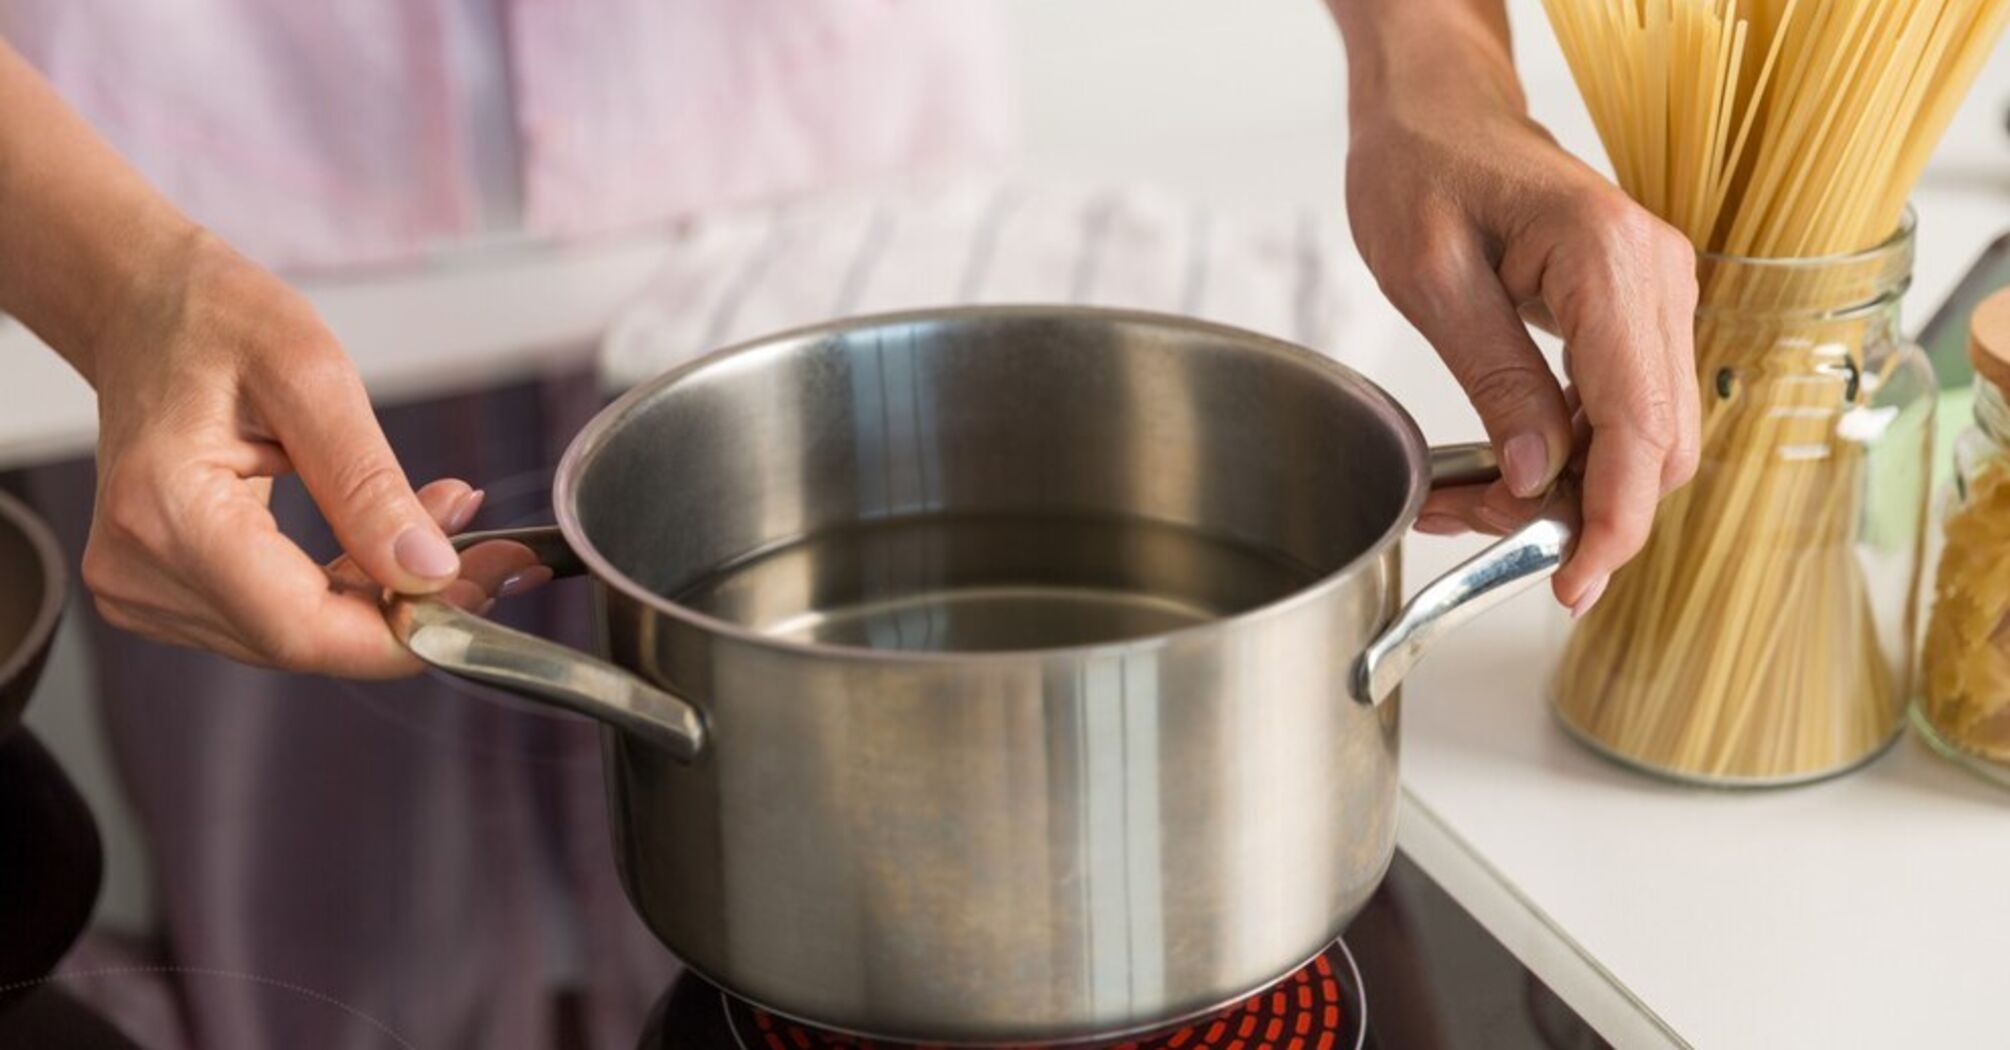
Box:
0;39;201;382
1325;0;1523;123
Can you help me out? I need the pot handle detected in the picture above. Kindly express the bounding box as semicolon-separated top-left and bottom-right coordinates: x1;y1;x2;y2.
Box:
1352;442;1580;707
382;526;708;761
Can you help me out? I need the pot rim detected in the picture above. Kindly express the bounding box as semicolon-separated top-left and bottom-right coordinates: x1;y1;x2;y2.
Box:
555;304;1432;665
0;489;66;698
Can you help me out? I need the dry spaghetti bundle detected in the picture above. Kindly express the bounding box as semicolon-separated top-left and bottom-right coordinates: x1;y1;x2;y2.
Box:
1541;0;2010;781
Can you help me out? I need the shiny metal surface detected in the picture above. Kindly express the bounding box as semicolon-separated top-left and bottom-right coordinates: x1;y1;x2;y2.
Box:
385;528;707;761
0;489;65;737
1424;442;1505;489
390;307;1575;1043
1354;446;1579;706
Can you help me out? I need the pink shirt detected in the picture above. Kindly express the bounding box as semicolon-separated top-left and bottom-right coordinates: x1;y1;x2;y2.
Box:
0;0;1013;272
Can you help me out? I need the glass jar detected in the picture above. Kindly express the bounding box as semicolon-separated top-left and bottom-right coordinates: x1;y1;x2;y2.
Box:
1552;220;1936;786
1915;289;2010;782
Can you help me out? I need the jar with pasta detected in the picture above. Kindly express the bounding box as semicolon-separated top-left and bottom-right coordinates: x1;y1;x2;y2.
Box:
1916;289;2010;783
1552;223;1936;785
1531;0;2003;785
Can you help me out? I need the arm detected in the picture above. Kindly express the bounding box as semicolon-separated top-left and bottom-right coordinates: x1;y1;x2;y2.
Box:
1327;0;1700;613
0;40;472;675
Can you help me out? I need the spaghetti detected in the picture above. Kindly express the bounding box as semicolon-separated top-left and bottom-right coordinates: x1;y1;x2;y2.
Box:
1540;0;2009;781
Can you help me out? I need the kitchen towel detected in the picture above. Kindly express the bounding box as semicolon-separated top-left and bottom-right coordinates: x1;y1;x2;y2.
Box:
598;177;1378;390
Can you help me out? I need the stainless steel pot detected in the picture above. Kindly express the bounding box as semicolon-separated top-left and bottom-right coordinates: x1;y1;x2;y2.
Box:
386;307;1574;1044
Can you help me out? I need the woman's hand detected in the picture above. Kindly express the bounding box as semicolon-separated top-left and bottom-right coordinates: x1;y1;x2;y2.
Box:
1329;0;1700;615
77;233;475;677
0;41;474;676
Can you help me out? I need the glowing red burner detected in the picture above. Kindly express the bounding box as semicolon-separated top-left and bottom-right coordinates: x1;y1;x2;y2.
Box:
727;945;1359;1050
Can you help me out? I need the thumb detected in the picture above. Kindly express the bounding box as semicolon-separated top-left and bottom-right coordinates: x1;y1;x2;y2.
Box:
254;353;463;593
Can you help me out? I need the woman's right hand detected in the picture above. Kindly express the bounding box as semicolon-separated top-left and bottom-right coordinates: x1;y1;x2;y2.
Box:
77;231;477;677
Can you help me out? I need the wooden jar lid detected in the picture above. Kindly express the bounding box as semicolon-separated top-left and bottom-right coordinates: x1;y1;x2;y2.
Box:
1975;288;2010;392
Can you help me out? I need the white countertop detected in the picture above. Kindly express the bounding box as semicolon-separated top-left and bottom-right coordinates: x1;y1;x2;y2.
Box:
1393;543;2010;1050
1378;185;2010;1050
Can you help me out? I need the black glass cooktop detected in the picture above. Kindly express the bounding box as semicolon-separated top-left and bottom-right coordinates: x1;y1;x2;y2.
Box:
0;720;1606;1050
630;850;1607;1050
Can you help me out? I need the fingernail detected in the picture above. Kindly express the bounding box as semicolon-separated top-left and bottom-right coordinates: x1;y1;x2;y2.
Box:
1571;575;1611;620
499;566;554;598
1503;432;1552;499
447;489;486;533
1414;513;1465;535
393;526;460;581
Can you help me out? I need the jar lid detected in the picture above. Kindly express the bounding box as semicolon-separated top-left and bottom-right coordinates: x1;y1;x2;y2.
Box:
1975;288;2010;392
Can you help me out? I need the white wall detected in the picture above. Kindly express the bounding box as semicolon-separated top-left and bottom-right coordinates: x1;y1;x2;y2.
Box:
1006;0;2009;320
999;0;1618;209
1007;0;2008;196
1004;0;1351;208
